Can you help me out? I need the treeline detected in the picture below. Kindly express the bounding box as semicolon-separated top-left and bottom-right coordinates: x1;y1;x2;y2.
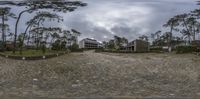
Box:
151;1;200;52
0;0;86;54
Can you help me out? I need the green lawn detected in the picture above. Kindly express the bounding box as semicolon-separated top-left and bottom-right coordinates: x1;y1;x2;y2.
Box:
0;50;67;57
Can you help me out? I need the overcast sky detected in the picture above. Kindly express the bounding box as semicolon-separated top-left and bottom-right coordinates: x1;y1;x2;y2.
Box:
2;0;200;42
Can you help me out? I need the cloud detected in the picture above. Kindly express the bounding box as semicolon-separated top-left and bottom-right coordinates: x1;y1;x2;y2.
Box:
61;0;198;42
1;0;199;42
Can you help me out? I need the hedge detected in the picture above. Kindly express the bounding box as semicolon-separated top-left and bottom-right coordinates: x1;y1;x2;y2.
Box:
176;46;197;54
70;48;84;52
0;51;69;60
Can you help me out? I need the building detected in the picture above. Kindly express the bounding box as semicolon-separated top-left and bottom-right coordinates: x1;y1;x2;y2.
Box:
79;38;100;49
192;40;200;52
98;42;103;48
122;39;149;52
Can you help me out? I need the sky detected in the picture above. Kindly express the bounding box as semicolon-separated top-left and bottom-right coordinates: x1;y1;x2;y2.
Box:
1;0;200;42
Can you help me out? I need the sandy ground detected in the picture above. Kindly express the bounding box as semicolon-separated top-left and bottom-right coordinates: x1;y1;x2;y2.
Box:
0;50;200;98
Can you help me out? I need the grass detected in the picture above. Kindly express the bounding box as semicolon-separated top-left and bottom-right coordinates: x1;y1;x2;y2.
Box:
0;49;67;57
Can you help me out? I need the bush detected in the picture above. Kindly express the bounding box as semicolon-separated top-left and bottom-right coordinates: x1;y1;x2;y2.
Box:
51;40;61;50
176;46;197;54
150;47;163;53
72;48;84;52
150;47;162;51
69;43;83;52
95;48;104;52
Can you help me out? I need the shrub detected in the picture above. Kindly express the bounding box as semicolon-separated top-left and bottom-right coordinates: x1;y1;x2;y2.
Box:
69;43;83;52
150;47;162;51
176;46;197;54
51;40;61;50
150;47;163;53
95;48;104;52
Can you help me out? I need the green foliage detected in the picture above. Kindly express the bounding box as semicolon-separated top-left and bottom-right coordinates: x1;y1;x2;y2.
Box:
150;47;164;53
17;33;24;48
71;43;79;50
95;48;104;52
60;41;67;50
0;1;87;53
176;46;197;54
150;47;163;51
51;40;61;50
41;41;46;54
0;49;63;56
51;40;67;51
69;43;83;52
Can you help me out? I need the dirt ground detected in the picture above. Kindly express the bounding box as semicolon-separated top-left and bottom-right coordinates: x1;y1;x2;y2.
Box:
0;50;200;98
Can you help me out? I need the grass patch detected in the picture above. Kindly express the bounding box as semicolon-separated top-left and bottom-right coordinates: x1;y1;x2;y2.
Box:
0;50;67;57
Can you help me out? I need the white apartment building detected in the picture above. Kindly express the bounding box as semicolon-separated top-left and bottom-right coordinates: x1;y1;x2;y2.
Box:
79;38;100;49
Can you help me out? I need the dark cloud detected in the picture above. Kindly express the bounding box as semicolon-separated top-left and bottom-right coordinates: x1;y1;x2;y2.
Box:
0;0;199;42
63;0;199;42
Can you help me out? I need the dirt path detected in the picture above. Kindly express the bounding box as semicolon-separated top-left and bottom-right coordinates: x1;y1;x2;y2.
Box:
0;51;200;98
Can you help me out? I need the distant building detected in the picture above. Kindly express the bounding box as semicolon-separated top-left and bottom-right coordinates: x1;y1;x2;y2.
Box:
0;41;20;51
98;42;103;48
79;38;101;49
192;40;200;51
122;39;149;52
192;40;200;47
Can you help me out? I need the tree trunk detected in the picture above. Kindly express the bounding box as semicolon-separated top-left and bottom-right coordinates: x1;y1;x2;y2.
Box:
192;23;196;41
13;10;29;54
26;25;33;46
36;19;42;50
168;25;173;52
2;14;5;51
20;23;32;55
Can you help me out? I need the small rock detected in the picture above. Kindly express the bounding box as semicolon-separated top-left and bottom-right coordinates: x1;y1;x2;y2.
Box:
169;93;175;96
132;79;141;83
22;91;29;95
196;92;200;95
93;76;97;79
83;80;88;83
33;78;38;81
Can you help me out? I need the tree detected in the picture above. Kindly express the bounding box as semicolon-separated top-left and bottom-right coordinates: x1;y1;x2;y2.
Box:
114;36;122;50
0;7;16;51
139;35;149;42
51;32;60;45
0;24;9;40
18;33;25;54
30;27;62;43
0;0;87;53
163;16;179;52
107;40;115;49
71;29;81;44
22;11;63;52
151;30;162;46
188;10;200;41
154;30;162;40
113;36;128;50
121;37;128;47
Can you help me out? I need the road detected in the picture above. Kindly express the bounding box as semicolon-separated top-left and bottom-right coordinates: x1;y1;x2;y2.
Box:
0;51;200;98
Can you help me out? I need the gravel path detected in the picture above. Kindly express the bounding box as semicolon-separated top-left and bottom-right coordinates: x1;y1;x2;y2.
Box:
0;51;200;98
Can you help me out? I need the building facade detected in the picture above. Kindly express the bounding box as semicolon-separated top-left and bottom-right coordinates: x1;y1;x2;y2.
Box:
79;38;100;49
122;39;149;52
